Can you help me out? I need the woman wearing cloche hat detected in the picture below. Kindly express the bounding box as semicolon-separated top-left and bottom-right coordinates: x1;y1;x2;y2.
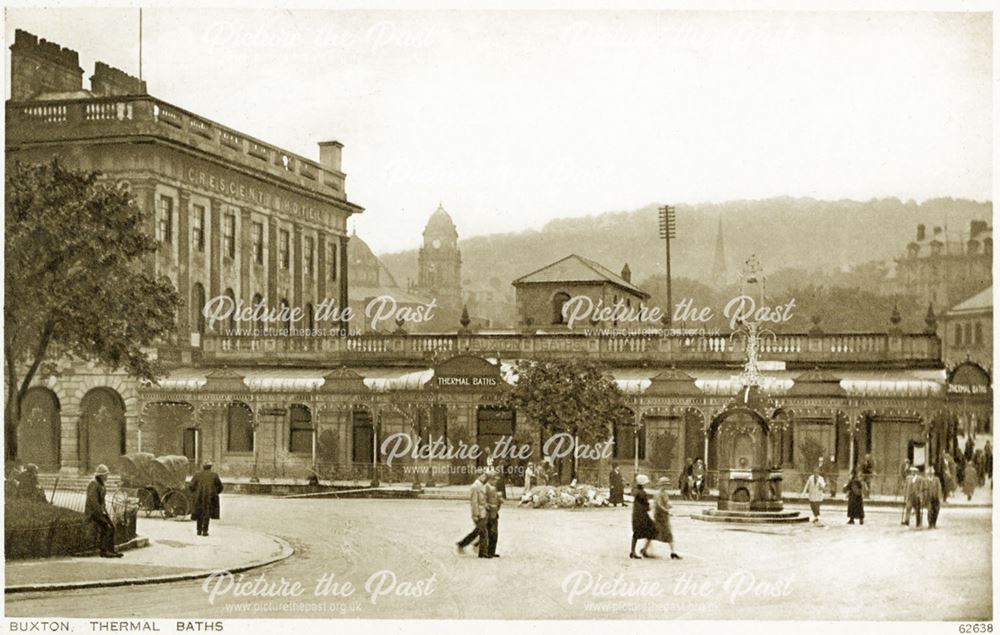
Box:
629;474;657;559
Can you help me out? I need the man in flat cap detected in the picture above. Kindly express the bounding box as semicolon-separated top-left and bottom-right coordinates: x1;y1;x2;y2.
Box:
189;461;224;536
86;464;122;558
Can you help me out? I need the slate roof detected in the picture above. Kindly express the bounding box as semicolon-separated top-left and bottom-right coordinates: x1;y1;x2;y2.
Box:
511;254;649;298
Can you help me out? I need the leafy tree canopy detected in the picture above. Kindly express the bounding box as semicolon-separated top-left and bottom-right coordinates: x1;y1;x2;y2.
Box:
5;159;180;459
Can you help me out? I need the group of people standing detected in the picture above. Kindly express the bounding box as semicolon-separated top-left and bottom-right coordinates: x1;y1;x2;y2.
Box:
455;468;503;558
901;465;944;529
677;458;706;500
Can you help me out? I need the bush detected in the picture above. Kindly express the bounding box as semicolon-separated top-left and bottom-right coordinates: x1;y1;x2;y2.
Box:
5;499;136;560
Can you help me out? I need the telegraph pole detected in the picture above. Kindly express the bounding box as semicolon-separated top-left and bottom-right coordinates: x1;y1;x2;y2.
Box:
658;205;677;324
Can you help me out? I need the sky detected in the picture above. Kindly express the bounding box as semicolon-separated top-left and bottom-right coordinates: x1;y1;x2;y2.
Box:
4;8;993;254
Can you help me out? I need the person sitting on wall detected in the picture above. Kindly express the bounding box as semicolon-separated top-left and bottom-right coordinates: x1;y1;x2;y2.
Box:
15;463;46;503
86;464;123;558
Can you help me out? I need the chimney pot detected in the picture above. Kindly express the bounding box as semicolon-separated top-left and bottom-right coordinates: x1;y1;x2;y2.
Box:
318;140;344;172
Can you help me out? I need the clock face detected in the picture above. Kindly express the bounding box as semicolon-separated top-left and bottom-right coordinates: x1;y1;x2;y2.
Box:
432;239;441;249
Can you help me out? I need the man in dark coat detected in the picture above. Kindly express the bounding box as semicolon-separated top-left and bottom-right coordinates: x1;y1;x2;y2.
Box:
484;472;503;558
925;466;943;529
86;464;122;558
189;462;224;536
609;466;625;506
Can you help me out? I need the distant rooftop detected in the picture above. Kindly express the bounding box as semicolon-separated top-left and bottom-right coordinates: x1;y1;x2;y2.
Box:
512;254;649;298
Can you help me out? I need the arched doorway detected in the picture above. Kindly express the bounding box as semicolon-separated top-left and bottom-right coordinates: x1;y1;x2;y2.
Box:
79;388;126;472
18;387;61;471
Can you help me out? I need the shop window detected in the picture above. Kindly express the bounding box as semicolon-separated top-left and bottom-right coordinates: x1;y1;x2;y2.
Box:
289;405;312;454
226;403;253;452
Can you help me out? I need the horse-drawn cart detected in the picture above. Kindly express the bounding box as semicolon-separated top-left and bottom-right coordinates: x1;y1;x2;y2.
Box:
118;453;191;519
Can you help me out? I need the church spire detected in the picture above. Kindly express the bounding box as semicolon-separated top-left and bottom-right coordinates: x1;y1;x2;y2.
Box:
711;214;727;285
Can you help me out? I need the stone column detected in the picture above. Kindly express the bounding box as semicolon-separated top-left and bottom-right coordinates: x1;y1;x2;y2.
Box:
177;191;191;337
209;199;222;300
239;207;252;303
292;224;303;326
338;235;349;334
267;218;279;307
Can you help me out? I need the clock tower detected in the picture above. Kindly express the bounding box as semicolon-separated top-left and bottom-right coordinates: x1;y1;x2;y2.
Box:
416;203;463;328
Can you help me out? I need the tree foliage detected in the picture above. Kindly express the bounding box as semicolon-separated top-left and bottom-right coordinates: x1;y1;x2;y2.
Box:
503;359;632;449
5;160;180;459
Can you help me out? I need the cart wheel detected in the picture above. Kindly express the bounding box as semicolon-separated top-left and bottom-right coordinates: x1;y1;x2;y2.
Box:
162;490;189;519
137;488;158;517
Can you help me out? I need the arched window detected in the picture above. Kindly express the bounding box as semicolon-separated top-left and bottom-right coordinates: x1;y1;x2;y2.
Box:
224;288;237;332
289;405;312;453
192;283;206;334
226;403;253;452
552;292;571;325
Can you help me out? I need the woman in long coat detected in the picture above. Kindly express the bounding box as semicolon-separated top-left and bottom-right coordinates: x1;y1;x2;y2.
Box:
629;475;657;559
843;470;865;525
652;476;682;559
608;466;625;506
962;462;979;501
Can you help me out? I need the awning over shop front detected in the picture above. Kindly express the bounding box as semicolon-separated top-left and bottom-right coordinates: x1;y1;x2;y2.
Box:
148;364;948;399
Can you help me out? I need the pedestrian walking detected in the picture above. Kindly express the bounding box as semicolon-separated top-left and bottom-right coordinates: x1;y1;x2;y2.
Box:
961;461;979;501
692;458;706;500
678;458;693;500
965;436;975;462
897;459;911;497
629;475;657;559
456;470;488;555
85;464;122;558
651;477;682;559
844;470;865;525
902;467;925;527
984;440;993;485
860;454;875;497
608;465;625;506
484;472;502;558
803;467;827;524
189;461;224;536
925;466;942;529
523;462;535;493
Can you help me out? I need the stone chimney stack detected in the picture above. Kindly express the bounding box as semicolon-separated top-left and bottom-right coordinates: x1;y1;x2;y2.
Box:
8;29;83;100
318;141;344;173
916;224;926;241
90;61;147;96
621;263;632;284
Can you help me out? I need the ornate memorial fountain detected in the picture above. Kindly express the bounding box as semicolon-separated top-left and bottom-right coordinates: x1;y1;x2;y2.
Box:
693;256;807;524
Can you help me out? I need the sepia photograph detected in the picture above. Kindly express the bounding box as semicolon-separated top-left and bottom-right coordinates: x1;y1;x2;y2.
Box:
2;3;995;632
